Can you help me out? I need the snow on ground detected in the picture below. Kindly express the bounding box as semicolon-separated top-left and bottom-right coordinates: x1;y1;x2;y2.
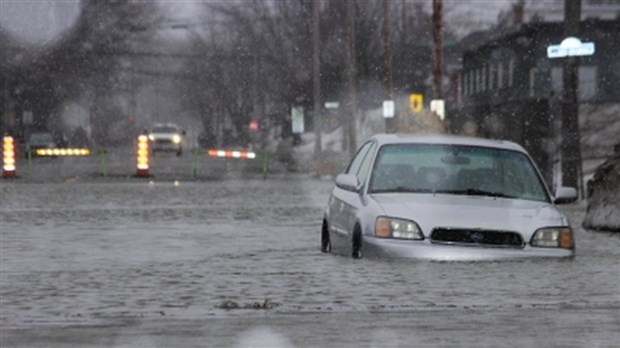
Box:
294;107;386;175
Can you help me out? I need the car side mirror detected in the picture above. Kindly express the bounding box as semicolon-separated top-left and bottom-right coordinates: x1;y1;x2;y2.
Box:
335;173;361;192
554;186;578;204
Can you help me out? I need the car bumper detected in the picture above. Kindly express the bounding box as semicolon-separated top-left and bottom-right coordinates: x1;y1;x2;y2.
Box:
152;142;181;151
363;236;574;261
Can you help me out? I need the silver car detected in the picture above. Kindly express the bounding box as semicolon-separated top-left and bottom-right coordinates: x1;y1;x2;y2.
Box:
148;123;185;156
321;134;578;261
24;130;56;158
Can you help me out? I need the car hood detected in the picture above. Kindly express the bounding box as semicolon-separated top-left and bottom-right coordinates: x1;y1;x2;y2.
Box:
371;193;565;239
27;140;55;147
150;133;178;140
28;142;55;147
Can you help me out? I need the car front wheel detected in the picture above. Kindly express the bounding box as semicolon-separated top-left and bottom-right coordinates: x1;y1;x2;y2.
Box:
352;226;362;259
321;220;331;253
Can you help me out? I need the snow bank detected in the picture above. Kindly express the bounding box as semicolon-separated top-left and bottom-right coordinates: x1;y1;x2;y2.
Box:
583;146;620;232
293;106;445;176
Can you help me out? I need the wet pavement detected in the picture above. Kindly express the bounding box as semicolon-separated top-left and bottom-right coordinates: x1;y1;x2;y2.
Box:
1;171;619;347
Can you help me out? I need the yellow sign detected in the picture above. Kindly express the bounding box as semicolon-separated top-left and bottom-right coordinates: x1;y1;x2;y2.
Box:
409;94;423;113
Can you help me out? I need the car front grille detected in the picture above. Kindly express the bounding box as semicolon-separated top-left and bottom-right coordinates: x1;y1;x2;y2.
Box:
155;139;172;145
430;228;524;248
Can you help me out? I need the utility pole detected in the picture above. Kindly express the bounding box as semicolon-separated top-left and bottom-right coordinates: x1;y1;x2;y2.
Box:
346;0;357;157
432;0;444;100
561;0;583;194
253;51;261;149
313;0;322;158
382;0;395;133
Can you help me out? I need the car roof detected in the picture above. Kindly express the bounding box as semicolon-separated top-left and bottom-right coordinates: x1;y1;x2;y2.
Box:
152;123;179;129
369;134;527;153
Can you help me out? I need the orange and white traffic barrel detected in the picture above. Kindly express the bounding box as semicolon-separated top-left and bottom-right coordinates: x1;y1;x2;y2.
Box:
207;149;256;159
136;133;150;177
2;134;16;178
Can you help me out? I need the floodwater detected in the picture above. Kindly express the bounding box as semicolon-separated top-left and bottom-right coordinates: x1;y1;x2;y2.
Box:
1;171;619;347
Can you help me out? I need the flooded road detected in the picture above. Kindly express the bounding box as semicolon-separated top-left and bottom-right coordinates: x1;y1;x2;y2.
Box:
1;176;619;347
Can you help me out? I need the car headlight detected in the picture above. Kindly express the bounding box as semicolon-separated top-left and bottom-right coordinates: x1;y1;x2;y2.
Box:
375;217;424;240
148;134;155;141
172;134;181;144
530;227;574;249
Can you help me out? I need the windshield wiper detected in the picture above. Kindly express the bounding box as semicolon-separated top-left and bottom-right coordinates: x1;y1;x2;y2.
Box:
370;187;434;194
437;189;518;199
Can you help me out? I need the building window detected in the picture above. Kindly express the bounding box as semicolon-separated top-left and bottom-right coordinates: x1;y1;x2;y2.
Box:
551;67;562;93
489;64;498;90
456;74;462;105
467;71;471;96
529;67;538;97
497;62;504;89
508;59;514;87
473;69;480;94
464;72;469;96
579;66;597;100
550;66;598;100
472;69;478;94
464;71;468;96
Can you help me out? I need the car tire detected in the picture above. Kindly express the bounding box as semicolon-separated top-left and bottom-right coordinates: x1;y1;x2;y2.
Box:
321;220;331;253
352;226;362;259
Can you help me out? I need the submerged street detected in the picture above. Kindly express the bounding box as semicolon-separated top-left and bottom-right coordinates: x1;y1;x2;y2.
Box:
1;173;619;347
2;0;620;346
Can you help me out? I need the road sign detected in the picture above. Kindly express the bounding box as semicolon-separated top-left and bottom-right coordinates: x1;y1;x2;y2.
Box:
383;100;395;118
291;106;304;134
409;94;423;113
547;37;595;58
324;101;340;109
23;111;33;124
430;99;445;121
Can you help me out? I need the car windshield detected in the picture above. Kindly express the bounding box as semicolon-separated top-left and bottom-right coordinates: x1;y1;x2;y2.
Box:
28;132;53;144
369;144;549;203
151;126;178;133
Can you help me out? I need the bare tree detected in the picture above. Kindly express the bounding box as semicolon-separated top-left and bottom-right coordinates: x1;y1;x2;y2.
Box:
1;0;161;143
177;0;456;146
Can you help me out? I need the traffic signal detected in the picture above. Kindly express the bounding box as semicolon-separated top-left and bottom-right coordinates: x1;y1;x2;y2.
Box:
249;119;259;132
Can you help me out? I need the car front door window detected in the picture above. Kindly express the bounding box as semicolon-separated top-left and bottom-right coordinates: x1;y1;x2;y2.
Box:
356;143;376;187
346;142;373;178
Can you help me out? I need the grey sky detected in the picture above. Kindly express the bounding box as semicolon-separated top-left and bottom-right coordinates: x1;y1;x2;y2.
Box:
0;0;515;45
0;0;81;45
